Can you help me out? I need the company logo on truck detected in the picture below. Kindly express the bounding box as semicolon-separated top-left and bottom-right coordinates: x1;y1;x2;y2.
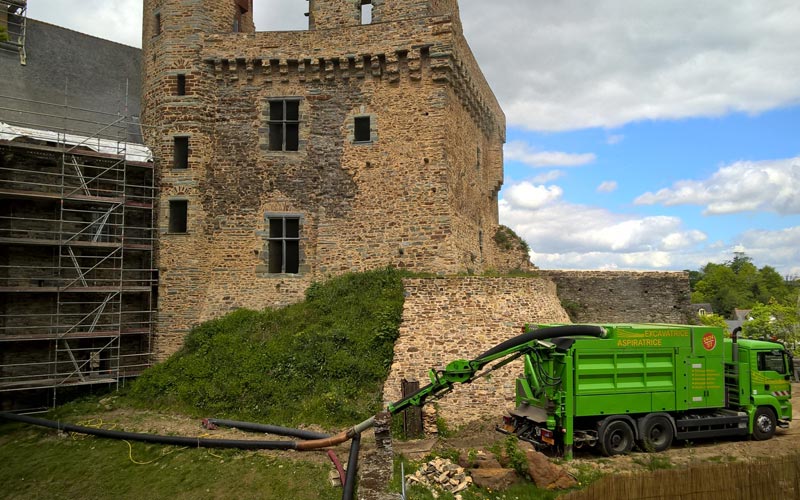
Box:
702;332;717;351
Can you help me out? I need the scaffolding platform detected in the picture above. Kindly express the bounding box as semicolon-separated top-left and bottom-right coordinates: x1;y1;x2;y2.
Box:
0;92;156;409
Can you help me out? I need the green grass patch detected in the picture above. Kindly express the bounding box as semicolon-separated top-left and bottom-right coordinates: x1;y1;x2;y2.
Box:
125;268;404;429
0;424;338;500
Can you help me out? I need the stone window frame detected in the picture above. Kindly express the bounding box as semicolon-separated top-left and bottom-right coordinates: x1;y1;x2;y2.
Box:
349;113;377;144
176;73;187;96
265;97;303;153
260;212;305;275
153;11;162;37
167;198;189;234
172;135;190;170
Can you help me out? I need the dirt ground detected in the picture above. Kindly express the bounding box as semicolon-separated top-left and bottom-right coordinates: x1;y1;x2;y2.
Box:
46;383;800;475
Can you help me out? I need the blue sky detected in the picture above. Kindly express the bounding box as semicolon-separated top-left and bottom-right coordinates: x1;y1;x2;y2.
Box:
27;0;800;276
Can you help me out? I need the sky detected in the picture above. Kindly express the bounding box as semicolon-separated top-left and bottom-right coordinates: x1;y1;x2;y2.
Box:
26;0;800;276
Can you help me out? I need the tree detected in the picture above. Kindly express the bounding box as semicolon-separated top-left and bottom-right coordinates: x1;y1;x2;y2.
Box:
690;253;796;318
741;300;799;346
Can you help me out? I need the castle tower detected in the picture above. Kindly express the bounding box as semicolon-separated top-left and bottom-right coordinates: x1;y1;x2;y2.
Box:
142;0;513;359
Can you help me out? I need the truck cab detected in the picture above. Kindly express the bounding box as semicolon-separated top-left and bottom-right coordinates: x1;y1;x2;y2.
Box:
728;339;793;438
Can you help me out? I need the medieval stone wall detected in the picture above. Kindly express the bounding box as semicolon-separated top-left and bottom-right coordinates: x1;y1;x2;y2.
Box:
384;277;570;426
142;0;520;358
539;270;693;324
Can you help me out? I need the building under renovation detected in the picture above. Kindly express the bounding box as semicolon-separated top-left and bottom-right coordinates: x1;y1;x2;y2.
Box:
0;3;156;409
142;0;526;358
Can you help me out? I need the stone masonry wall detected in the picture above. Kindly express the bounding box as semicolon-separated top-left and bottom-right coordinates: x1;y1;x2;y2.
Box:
143;0;517;358
539;270;693;324
384;277;570;427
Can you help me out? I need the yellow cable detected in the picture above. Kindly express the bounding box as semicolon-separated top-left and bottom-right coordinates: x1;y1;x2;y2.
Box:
124;440;186;465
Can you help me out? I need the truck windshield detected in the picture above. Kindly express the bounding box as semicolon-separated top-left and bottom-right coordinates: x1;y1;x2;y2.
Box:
757;351;786;374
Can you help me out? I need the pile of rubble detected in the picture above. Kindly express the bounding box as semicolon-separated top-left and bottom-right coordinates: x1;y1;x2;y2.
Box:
406;457;472;497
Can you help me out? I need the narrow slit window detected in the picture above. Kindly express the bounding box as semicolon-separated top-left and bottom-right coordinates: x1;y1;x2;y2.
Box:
354;116;371;142
154;13;162;35
173;137;189;169
360;1;373;25
169;200;188;233
266;215;301;274
176;74;186;96
268;99;300;151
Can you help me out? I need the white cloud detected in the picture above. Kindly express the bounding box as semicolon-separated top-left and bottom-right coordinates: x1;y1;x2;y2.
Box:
28;2;800;133
503;182;563;210
505;141;596;168
28;0;143;48
529;170;566;184
596;181;618;193
461;0;800;131
500;185;705;257
606;134;625;145
500;179;799;274
635;156;800;215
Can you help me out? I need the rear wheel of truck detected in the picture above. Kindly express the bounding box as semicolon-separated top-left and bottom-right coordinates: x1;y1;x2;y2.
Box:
638;416;673;452
600;420;634;456
752;407;776;441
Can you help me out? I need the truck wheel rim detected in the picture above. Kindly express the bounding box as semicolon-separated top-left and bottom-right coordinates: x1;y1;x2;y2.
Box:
756;415;773;433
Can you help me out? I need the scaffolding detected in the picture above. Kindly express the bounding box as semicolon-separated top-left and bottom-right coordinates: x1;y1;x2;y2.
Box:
0;93;156;411
0;1;27;64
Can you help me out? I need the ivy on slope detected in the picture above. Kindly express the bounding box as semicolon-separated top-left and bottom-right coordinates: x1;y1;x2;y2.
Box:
128;268;404;429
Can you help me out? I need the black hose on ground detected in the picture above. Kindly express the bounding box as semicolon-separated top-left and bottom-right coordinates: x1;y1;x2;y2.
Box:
341;432;361;500
202;418;331;440
0;411;298;450
476;324;607;359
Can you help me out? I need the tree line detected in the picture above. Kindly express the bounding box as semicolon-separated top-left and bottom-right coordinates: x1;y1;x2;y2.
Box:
688;252;799;347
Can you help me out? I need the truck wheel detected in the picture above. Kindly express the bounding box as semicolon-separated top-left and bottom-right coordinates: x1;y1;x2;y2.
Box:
639;416;674;452
600;420;634;456
752;407;776;441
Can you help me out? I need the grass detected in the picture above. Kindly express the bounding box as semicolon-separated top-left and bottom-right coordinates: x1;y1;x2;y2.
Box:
0;424;338;500
124;268;405;429
632;454;673;471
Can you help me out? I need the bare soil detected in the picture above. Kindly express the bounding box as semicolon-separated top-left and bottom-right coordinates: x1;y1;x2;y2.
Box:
58;385;800;476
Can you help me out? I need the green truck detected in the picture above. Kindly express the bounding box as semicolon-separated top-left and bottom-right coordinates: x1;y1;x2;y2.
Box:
387;323;793;458
500;323;793;457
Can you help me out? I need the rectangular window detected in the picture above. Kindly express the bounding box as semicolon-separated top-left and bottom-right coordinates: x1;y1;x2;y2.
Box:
176;74;186;96
757;352;787;374
168;200;188;233
267;216;300;274
354;116;371;142
154;13;162;35
268;100;300;151
173;137;189;169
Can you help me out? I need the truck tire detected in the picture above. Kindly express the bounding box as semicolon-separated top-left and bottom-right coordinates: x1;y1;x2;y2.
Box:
638;416;674;452
600;420;634;456
752;407;776;441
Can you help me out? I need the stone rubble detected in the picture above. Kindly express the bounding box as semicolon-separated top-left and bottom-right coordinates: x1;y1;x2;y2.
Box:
405;457;472;497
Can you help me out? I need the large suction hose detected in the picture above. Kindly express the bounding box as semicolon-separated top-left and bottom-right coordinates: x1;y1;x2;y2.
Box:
0;411;301;449
477;324;606;359
341;432;361;500
202;418;331;440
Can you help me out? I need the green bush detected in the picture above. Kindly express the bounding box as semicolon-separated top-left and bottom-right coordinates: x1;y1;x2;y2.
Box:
0;25;9;43
127;268;404;428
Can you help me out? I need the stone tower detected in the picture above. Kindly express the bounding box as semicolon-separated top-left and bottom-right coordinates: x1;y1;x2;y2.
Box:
142;0;515;358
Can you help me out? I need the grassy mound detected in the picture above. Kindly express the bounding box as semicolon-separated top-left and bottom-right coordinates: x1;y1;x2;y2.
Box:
127;268;404;428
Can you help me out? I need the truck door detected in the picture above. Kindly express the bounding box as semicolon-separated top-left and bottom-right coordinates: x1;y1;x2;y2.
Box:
751;349;792;418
